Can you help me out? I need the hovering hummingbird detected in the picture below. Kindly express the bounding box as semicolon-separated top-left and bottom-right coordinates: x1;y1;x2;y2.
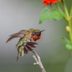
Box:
6;28;44;61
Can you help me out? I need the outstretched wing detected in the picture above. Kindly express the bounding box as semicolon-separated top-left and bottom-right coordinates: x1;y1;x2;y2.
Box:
6;30;26;43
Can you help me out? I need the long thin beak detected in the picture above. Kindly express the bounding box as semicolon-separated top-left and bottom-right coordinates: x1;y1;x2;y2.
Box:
40;30;45;32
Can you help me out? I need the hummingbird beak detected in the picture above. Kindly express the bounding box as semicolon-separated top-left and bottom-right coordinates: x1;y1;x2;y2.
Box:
40;30;45;32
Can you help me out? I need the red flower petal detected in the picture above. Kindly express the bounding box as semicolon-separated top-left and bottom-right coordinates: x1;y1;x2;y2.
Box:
42;0;59;6
43;0;50;6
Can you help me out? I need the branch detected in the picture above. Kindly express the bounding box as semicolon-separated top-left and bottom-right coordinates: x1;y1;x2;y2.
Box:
32;50;46;72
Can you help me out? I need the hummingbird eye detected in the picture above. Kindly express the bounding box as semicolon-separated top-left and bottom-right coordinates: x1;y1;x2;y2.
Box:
35;32;41;36
32;31;41;36
37;32;41;36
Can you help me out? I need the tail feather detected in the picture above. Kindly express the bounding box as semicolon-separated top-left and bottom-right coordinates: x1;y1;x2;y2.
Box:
27;42;38;45
26;45;32;51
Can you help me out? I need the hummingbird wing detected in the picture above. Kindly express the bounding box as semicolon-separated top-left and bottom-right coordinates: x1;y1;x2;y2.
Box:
6;30;26;43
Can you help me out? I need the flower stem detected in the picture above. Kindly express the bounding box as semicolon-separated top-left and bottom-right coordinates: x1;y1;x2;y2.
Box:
68;19;72;42
70;6;72;17
62;0;72;42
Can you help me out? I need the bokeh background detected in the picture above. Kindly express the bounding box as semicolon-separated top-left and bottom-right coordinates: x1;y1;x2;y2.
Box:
0;0;72;72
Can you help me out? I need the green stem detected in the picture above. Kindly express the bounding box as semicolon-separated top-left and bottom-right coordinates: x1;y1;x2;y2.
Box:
63;1;70;21
68;19;72;42
62;0;72;42
70;7;72;19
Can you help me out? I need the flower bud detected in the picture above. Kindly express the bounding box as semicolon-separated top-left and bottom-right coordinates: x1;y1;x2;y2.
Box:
66;26;70;32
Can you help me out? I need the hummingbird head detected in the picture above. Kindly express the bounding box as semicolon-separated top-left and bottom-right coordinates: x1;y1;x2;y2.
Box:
31;29;44;41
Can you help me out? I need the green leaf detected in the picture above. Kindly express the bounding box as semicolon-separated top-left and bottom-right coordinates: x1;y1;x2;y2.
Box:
39;7;65;24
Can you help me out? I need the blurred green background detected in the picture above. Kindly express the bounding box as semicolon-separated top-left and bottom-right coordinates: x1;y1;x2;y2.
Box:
0;0;72;72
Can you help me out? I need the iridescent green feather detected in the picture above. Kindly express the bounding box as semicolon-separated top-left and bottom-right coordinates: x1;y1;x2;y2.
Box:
16;37;29;57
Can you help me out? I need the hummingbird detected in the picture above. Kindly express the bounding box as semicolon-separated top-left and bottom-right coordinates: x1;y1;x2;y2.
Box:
6;28;44;61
